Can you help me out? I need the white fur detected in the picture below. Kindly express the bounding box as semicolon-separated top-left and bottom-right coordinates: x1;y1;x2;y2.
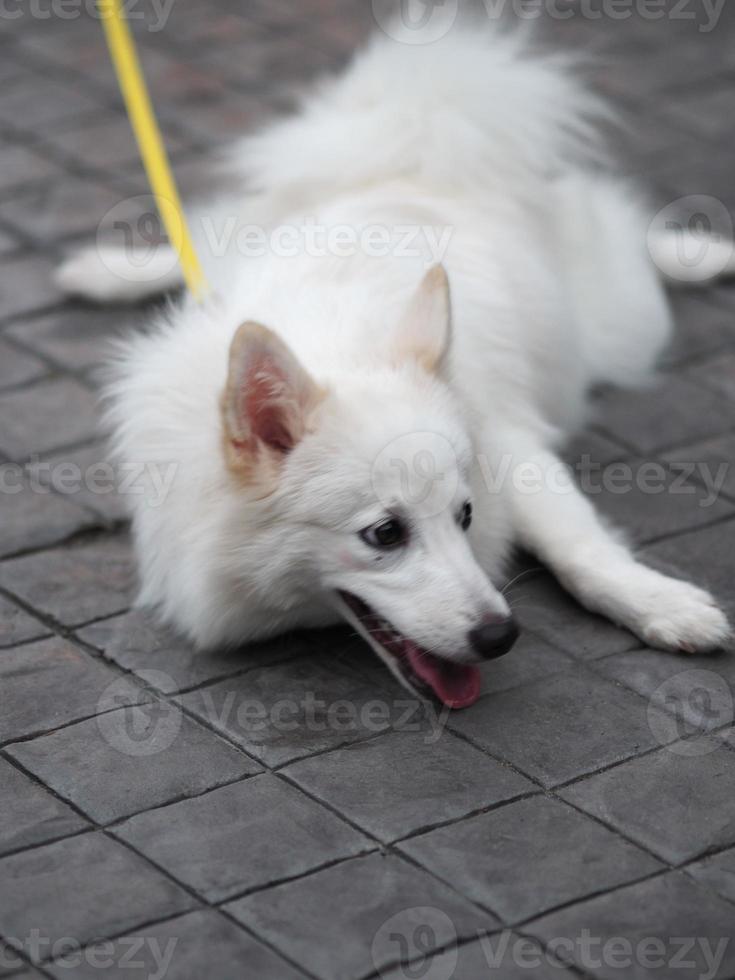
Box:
56;244;183;304
58;27;730;660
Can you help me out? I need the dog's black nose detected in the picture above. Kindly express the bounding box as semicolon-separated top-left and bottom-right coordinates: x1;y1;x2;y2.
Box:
468;617;519;660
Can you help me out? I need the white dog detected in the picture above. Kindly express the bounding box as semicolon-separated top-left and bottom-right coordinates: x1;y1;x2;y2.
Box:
57;27;732;708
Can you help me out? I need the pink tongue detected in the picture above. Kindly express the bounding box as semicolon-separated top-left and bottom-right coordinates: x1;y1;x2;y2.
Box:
405;645;481;709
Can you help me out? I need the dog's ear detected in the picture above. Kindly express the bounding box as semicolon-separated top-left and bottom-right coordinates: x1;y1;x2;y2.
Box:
222;321;323;475
393;264;452;374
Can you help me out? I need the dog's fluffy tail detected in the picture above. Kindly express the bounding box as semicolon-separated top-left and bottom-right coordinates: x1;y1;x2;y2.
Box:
234;26;606;198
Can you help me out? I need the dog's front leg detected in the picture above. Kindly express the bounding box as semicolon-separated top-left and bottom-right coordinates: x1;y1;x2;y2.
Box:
503;444;731;652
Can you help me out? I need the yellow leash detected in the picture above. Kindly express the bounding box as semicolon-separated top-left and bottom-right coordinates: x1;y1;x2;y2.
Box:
97;0;210;300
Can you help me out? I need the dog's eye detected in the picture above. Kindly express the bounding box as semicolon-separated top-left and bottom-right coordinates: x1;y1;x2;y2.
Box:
459;501;472;531
360;518;407;549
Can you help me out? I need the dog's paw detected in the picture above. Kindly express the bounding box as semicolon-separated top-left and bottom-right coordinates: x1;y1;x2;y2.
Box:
633;576;731;653
56;246;155;303
56;244;180;304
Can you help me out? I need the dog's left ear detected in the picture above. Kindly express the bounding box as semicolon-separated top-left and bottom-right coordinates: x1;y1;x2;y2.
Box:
392;264;452;374
222;321;323;476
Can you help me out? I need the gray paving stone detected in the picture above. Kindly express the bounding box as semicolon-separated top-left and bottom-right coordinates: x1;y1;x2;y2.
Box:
0;473;97;557
46;909;307;980
0;44;31;79
26;442;127;523
177;654;403;767
449;667;671;788
401;796;662;926
162;92;273;144
134;46;231;106
686;845;735;904
381;933;579;980
475;633;575;697
663;289;735;368
0;82;103;132
0;757;88;857
0;942;27;977
0;178;129;245
643;518;735;624
6;309;137;375
563;429;628;469
663;432;735;504
0;637;145;743
114;775;371;902
153;0;270;45
0;964;41;980
7;707;258;824
657;146;735;217
559;740;735;865
283;729;535;843
602;106;694;179
596;646;735;734
688;350;735;402
0;227;21;257
0;833;194;963
0;254;62;321
0;377;99;458
0;536;133;625
9;0;102;36
187;32;331;91
0;340;46;390
0;145;62;195
228;852;495;980
15;26;126;92
589;456;734;544
528;872;735;980
593;25;725;90
79;609;324;693
43;116;191;176
508;570;639;660
0;594;49;647
303;9;372;58
595;374;734;455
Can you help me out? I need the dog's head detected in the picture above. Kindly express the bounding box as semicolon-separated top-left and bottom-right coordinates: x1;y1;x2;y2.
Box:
220;266;517;708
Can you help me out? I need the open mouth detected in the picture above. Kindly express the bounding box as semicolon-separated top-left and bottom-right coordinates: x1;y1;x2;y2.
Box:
337;591;481;709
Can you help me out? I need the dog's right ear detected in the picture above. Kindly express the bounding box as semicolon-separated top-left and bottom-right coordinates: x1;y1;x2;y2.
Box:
221;321;323;479
392;264;452;375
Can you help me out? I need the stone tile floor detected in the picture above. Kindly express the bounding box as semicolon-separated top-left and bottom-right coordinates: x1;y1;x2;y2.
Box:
1;2;735;978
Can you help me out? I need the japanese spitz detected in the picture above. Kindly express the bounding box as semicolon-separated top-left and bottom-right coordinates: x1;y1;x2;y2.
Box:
57;26;732;708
